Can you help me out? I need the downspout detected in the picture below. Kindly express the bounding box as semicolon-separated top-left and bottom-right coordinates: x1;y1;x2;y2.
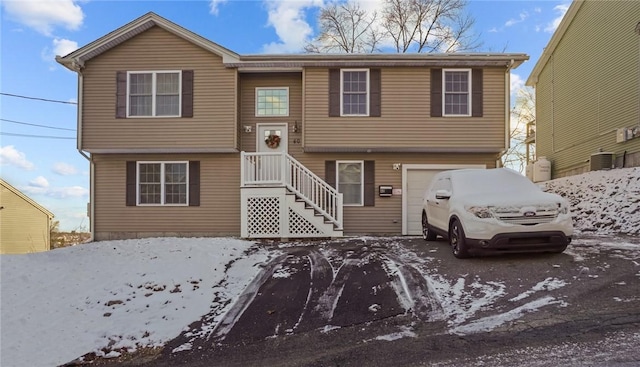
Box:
636;22;640;129
499;59;515;167
74;66;95;242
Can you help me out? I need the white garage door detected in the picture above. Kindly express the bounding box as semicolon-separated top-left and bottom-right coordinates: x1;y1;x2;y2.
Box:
403;164;486;235
405;169;441;235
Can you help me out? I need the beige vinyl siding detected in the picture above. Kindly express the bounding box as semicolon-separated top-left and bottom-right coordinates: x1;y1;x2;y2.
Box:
0;182;51;254
81;26;237;151
284;152;496;235
239;73;304;156
303;67;507;150
92;153;240;240
535;1;640;176
535;61;554;166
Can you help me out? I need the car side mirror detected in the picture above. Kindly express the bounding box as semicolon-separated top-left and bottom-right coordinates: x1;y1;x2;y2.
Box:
435;190;451;200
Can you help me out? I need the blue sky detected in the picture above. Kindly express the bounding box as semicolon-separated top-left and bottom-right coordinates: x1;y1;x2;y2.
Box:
0;0;570;231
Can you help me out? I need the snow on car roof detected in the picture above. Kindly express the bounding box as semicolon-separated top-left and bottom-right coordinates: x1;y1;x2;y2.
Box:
449;168;541;196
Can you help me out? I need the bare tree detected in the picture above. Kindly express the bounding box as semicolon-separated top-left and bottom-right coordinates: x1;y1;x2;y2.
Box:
304;2;384;53
306;0;479;54
502;87;535;173
383;0;478;53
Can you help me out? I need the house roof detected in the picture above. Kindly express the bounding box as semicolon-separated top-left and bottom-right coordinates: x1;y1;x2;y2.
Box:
56;12;241;71
526;0;584;86
57;12;528;72
0;178;54;219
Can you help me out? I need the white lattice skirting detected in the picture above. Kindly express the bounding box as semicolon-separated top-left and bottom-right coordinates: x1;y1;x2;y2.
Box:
241;187;342;238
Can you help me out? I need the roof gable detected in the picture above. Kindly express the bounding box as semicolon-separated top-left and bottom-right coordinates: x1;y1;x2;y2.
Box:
526;0;584;86
56;12;240;71
0;179;54;218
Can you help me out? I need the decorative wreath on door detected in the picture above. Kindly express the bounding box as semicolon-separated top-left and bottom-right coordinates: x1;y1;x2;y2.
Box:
265;134;281;149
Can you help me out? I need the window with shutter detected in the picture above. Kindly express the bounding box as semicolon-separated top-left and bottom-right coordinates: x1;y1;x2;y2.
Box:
116;70;194;118
126;161;199;206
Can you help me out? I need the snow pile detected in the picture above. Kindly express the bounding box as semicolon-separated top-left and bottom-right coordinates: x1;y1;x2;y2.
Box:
0;238;273;367
542;167;640;235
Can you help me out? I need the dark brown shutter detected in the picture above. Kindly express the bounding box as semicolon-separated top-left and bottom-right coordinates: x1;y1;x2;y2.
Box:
325;161;336;188
182;70;194;118
329;69;340;117
188;161;200;206
471;69;483;117
364;160;375;207
116;71;127;118
370;69;381;117
126;161;136;206
430;68;442;117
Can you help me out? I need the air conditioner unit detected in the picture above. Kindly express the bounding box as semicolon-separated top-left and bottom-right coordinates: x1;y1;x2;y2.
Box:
590;152;614;171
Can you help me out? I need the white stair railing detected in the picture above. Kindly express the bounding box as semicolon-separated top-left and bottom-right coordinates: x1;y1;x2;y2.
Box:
241;151;343;229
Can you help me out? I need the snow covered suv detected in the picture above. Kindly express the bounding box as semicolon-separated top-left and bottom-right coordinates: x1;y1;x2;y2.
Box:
421;168;573;258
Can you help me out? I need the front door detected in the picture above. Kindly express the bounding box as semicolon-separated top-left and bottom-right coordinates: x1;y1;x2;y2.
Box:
257;123;288;153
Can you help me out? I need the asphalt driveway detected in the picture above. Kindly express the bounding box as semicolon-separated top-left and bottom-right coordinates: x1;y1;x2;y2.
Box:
78;235;640;367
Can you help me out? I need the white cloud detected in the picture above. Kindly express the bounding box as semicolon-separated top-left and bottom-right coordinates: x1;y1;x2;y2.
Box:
42;38;79;66
22;181;89;199
53;38;78;57
30;176;50;189
262;0;323;53
2;0;84;36
488;27;499;33
510;72;525;95
53;162;78;176
52;186;89;198
0;145;35;170
545;4;570;33
505;11;529;27
209;0;228;15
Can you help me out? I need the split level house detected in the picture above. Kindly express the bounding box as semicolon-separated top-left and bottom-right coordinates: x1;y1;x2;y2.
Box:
0;178;54;254
526;0;640;178
57;12;528;241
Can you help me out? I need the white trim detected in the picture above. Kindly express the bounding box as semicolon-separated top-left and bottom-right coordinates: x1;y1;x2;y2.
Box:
340;69;370;117
442;68;472;117
336;160;364;206
401;163;486;235
255;87;290;117
136;161;189;206
126;70;182;118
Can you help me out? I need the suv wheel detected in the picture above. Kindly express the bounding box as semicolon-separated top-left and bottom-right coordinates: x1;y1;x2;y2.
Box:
450;219;470;259
422;212;437;241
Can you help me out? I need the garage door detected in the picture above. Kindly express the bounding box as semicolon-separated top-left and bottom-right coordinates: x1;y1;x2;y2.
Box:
403;164;486;235
405;169;441;235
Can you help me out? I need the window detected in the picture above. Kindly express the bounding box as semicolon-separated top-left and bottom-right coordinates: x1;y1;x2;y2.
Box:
443;69;471;116
128;71;181;117
341;69;369;116
337;161;364;206
137;162;188;205
256;88;289;116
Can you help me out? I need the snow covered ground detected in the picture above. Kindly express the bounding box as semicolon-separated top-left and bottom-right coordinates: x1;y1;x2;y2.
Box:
1;167;639;367
541;167;640;236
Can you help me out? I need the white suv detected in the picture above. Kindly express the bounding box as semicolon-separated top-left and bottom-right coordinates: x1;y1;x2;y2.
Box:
422;168;573;258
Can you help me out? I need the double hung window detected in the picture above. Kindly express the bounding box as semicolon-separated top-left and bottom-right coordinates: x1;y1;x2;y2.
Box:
128;71;181;117
443;69;471;116
138;162;188;205
341;70;369;116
